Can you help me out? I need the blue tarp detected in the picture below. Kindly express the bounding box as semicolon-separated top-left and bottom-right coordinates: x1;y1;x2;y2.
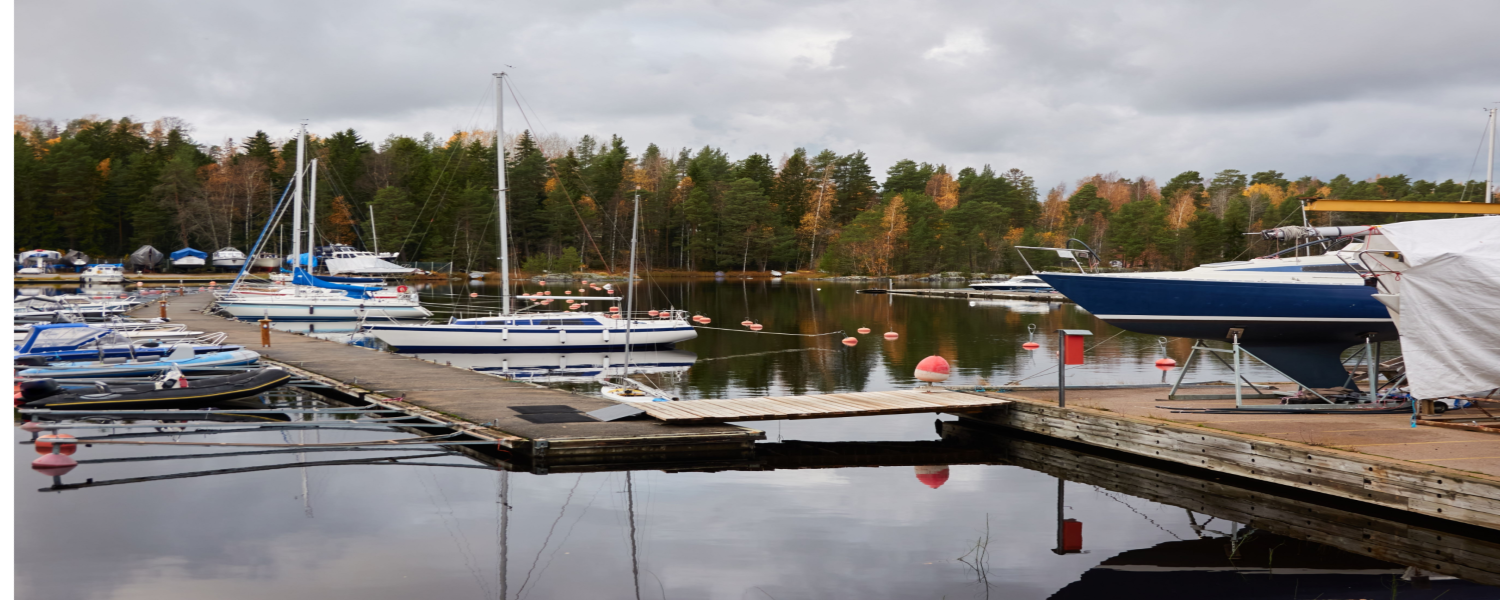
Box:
290;268;380;298
170;248;207;260
285;253;318;268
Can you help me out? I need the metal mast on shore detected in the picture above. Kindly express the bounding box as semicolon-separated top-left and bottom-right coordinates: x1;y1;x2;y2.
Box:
1487;107;1495;203
496;73;511;314
292;123;306;272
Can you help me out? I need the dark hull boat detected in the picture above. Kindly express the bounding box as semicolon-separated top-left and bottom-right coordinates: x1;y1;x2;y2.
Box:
1039;262;1396;388
19;368;292;410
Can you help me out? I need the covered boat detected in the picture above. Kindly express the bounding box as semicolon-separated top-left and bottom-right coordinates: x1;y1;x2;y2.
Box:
128;245;164;271
62;249;91;268
171;247;208;267
18;367;291;410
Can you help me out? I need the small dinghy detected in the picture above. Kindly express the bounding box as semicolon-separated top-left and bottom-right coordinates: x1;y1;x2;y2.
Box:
17;347;262;378
19;367;291;410
600;385;671;402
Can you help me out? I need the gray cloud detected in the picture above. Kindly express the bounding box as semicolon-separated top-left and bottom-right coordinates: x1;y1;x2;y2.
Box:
16;0;1500;188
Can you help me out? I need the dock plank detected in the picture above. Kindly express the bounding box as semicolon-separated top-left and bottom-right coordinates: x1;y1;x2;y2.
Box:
640;390;1011;423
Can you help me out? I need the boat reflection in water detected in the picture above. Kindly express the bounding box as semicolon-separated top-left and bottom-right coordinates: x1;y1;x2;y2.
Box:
967;298;1060;314
406;349;696;382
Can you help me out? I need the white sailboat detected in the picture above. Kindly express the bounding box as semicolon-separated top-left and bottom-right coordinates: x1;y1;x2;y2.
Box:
363;73;696;352
214;128;431;322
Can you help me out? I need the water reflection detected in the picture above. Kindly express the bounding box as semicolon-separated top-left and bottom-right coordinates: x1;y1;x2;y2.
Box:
18;388;1497;598
415;280;1285;401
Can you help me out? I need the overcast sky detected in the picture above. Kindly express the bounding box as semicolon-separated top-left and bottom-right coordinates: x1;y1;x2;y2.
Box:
15;1;1500;189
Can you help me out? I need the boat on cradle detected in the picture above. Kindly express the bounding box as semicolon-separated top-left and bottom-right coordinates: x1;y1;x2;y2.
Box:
212;247;247;270
63;250;91;269
970;274;1056;292
171;247;208;268
14;323;238;363
250;253;280;269
211;124;431;322
127;245;164;272
16;249;62;274
316;243;415;276
1034;226;1394;388
18;367;292;410
18;346;262;378
81;263;125;283
363;73;694;353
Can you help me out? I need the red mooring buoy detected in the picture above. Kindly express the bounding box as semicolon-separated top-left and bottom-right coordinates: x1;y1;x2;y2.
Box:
915;355;951;384
857;327;871;334
914;465;950;489
1155;357;1178;371
750;323;764;331
32;452;78;476
884;331;899;340
35;434;77;456
741;320;754;327
1023;342;1040;350
842;337;858;346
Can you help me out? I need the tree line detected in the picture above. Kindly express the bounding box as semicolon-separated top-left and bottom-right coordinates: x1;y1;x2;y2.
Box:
14;115;1494;274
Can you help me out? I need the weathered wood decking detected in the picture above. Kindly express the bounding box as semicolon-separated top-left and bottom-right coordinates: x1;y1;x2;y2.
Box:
637;389;1008;423
144;291;765;460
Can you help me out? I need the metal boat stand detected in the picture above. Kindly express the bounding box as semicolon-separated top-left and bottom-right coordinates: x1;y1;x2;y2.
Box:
1166;330;1298;405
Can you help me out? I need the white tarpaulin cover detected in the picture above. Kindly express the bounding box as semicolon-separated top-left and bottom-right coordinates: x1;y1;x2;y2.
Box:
1380;217;1500;399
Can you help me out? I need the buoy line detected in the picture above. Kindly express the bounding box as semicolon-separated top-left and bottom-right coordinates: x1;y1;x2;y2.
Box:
693;347;839;362
692;325;847;337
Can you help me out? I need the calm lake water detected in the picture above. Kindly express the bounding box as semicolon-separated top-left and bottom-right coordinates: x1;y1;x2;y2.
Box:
15;280;1477;598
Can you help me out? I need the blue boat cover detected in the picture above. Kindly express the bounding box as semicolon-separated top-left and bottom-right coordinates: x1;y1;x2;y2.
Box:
170;248;207;260
16;323;116;354
290;268;381;298
285;253;318;268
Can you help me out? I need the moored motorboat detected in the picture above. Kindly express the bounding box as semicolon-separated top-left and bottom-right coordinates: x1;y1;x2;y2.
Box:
18;348;262;378
80;263;125;283
18;367;292;409
970;274;1055;292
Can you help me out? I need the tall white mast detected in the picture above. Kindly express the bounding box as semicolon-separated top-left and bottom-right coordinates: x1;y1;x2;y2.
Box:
308;158;319;268
370;205;379;255
1487;107;1495;204
292;124;306;273
623;188;640;376
496;73;511;315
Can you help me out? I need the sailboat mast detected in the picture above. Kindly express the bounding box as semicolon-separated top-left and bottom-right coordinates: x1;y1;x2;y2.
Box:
370;205;379;255
308;158;319;270
292;124;306;273
624;188;639;375
496;72;511;315
1487;107;1495;204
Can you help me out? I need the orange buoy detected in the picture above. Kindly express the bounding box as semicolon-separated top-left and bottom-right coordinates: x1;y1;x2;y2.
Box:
857;327;871;334
884;331;899;340
649;310;660;317
750;323;763;331
582;280;589;285
914;465;950;489
565;290;572;295
32;452;77;475
569;304;580;310
1155;357;1178;370
700;317;711;324
1022;342;1040;350
470;293;479;298
610;306;620;312
914;355;951;384
35;434;77;456
842;337;858;346
741;320;754;327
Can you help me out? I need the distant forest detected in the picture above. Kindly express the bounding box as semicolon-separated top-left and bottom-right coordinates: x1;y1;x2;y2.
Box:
14;115;1495;275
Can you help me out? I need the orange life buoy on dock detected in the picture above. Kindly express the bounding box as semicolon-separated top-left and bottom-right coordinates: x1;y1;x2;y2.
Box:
397;285;409;293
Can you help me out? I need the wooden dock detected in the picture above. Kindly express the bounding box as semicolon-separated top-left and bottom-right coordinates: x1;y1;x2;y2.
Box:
137;292;766;464
637;389;1008;423
863;288;1070;302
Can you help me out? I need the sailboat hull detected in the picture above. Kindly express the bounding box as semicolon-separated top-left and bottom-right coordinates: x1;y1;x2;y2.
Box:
363;321;697;353
216;301;433;322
